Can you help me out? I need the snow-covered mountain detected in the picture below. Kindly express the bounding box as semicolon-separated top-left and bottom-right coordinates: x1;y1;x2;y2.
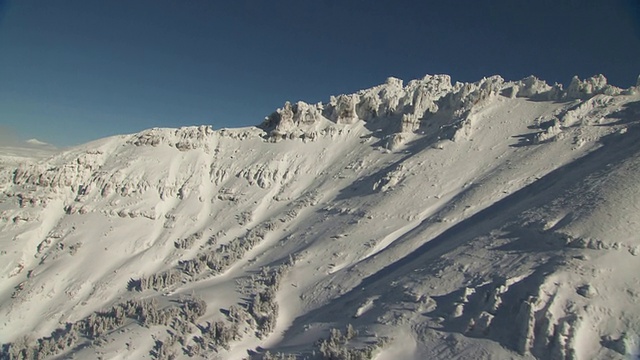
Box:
1;74;639;360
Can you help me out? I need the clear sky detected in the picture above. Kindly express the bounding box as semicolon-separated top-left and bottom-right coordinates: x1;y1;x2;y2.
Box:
1;0;639;147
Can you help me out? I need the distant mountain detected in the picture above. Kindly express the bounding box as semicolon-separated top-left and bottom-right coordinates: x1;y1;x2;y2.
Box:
0;139;58;168
1;74;639;360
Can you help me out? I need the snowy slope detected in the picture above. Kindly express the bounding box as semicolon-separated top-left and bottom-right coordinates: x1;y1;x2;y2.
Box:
0;74;639;360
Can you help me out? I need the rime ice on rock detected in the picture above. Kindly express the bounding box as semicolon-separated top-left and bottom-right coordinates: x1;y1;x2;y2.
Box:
565;74;621;99
263;74;457;144
513;75;563;100
262;74;628;143
328;94;360;124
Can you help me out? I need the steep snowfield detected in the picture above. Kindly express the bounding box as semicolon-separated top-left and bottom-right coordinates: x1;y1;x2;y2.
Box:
1;74;639;359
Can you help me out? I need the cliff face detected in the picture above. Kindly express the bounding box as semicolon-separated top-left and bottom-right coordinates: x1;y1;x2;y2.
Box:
1;74;639;360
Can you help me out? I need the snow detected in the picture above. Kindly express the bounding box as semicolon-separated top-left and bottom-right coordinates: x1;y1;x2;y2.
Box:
0;74;639;359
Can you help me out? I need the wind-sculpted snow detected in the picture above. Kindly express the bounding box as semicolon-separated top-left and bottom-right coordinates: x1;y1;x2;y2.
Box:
1;74;639;360
263;74;457;142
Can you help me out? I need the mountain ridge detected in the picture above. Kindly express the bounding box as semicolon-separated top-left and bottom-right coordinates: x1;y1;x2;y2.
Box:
1;74;639;359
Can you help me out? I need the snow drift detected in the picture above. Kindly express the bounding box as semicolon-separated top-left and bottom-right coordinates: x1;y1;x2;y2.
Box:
1;74;639;359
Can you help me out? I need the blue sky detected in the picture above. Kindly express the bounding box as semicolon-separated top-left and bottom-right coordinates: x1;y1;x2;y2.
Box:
1;0;639;146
